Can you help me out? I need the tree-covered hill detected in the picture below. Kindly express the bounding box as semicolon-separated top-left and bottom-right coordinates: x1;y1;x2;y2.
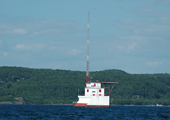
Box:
0;66;170;105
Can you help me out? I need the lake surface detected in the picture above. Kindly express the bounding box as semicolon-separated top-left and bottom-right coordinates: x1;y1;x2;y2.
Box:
0;105;170;119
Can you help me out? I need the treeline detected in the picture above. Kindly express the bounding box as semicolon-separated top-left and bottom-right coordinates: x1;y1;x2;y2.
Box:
0;66;170;105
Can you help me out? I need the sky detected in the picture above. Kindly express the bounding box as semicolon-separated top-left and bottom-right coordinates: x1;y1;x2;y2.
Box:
0;0;170;74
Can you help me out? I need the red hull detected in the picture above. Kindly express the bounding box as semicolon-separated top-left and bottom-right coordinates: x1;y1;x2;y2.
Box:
74;103;109;107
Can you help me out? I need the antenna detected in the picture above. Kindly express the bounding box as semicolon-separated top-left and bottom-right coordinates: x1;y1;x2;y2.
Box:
86;12;90;83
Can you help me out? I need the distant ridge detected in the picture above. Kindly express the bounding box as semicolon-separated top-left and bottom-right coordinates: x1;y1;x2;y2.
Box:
100;69;127;74
0;66;170;105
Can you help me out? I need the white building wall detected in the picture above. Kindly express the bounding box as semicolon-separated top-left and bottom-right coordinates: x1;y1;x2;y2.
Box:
77;82;110;106
77;96;90;104
98;96;109;105
85;88;104;96
86;83;101;88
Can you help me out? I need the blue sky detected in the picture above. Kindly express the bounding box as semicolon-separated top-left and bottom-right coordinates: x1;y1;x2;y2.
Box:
0;0;170;74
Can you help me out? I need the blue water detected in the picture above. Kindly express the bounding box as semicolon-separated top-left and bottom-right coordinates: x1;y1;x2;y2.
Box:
0;105;170;120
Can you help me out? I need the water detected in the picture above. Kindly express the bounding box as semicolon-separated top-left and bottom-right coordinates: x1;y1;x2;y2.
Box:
0;105;170;120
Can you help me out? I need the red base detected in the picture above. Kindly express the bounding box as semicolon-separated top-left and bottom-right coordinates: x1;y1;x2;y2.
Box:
74;103;87;106
74;103;109;107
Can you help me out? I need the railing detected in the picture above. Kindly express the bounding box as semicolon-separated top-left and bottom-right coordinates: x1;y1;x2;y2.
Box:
78;93;110;96
104;94;109;96
78;93;85;96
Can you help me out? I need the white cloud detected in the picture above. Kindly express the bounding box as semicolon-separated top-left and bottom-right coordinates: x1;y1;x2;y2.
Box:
112;35;141;52
117;18;170;38
145;61;162;67
127;7;170;36
159;17;170;21
127;42;137;51
130;6;170;18
114;7;170;58
130;7;160;14
3;51;9;56
0;39;4;48
15;44;26;50
49;46;57;50
0;18;83;38
116;42;137;52
150;0;170;5
118;35;146;41
68;49;81;55
0;25;27;35
117;45;125;51
12;28;27;34
14;44;44;51
0;50;9;57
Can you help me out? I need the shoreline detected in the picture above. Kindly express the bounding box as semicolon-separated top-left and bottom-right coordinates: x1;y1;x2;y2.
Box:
0;103;169;107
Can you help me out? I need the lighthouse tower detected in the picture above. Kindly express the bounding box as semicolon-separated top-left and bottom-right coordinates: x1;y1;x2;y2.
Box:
74;13;118;107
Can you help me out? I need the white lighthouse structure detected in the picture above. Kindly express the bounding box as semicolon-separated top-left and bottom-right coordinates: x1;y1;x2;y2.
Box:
74;13;118;107
74;81;118;107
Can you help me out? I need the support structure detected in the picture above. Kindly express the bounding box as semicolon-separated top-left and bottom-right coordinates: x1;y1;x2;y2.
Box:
101;82;118;96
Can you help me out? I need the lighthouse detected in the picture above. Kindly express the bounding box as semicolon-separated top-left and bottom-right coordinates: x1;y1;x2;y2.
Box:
74;13;118;107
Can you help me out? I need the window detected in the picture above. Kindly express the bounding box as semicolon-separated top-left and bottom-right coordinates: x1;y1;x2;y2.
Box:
92;91;95;93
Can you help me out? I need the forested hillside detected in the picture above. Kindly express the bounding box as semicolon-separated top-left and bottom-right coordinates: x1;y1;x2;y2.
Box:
0;66;170;105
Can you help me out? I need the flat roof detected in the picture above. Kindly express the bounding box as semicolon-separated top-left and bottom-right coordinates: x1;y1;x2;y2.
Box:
86;82;118;84
101;82;118;84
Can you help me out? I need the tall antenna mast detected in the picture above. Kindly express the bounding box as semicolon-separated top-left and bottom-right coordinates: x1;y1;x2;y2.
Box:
86;12;90;83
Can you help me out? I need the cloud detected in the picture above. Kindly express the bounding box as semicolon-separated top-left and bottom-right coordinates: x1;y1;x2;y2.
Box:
12;28;27;34
115;7;170;57
49;46;57;50
0;23;27;35
0;50;8;57
116;42;137;52
1;28;27;35
130;7;160;15
0;39;4;48
0;18;84;38
127;42;137;51
118;35;146;41
116;18;170;38
145;61;163;67
150;0;170;5
68;49;81;55
130;6;170;18
14;44;44;51
3;51;9;56
15;44;26;50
